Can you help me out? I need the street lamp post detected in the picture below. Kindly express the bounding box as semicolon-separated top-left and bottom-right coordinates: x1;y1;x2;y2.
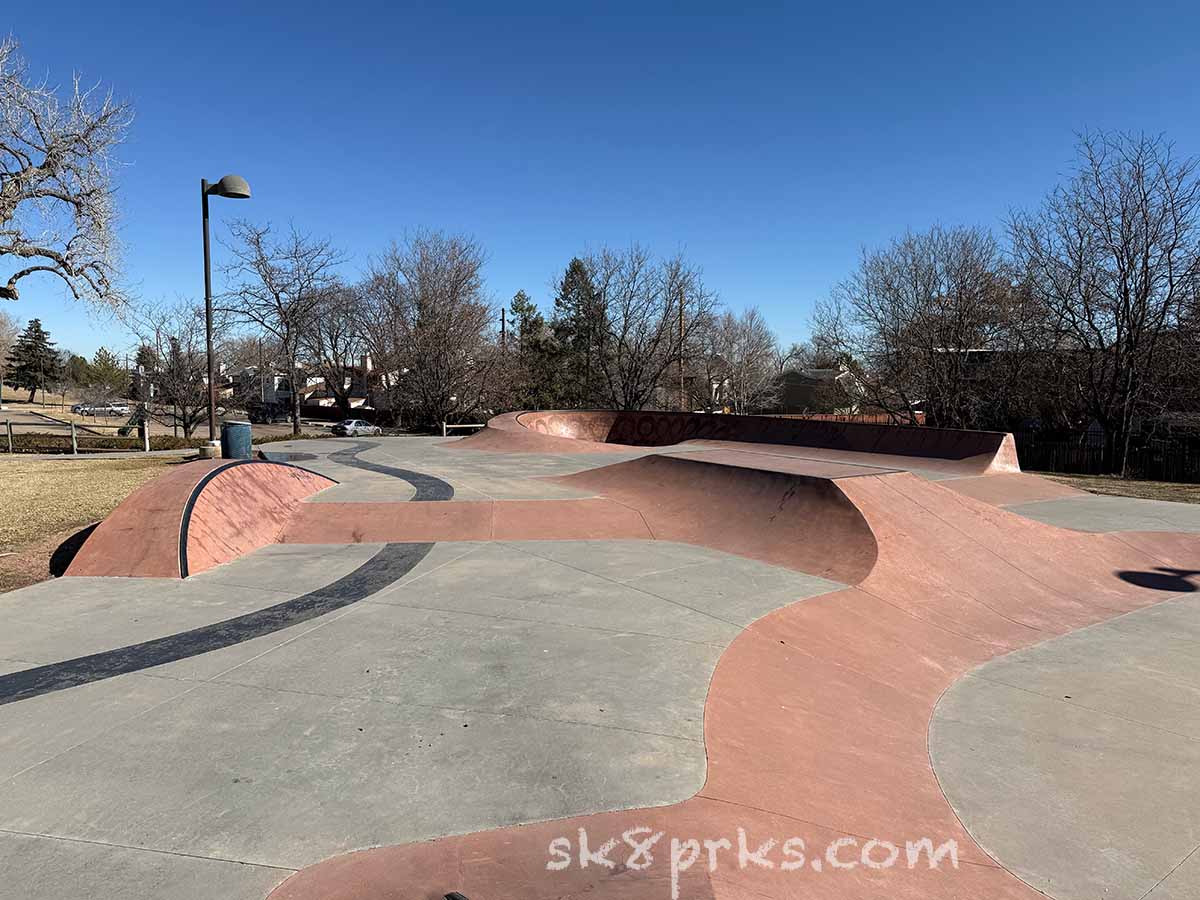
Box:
200;174;252;445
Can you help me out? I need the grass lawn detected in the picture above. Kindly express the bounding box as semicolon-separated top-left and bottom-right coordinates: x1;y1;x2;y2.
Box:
1034;472;1200;504
1;384;76;407
0;456;177;593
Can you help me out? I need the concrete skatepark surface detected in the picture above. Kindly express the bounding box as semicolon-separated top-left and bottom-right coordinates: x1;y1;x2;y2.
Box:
0;410;1198;900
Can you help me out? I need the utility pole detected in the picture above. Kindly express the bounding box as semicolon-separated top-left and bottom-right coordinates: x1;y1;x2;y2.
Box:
500;308;507;352
678;291;685;411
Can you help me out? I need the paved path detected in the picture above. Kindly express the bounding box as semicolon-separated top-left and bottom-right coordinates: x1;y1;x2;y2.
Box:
0;428;1198;900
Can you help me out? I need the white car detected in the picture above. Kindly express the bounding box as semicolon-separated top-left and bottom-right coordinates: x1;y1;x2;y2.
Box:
332;419;382;437
80;403;130;417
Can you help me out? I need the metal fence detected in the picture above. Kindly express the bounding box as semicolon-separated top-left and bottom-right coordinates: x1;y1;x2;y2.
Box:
1013;431;1200;483
769;412;928;425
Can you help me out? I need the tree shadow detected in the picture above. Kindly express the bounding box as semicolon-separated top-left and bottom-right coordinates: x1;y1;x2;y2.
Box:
49;523;99;577
1117;567;1200;593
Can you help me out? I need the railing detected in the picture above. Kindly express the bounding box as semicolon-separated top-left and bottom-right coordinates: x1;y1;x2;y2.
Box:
3;415;150;454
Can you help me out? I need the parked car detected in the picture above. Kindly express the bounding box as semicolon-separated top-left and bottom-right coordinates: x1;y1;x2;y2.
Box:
78;403;130;417
332;419;382;437
245;400;291;424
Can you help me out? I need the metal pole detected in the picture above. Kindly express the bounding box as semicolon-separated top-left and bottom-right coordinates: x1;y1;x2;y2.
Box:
201;179;217;444
70;421;78;455
5;419;11;454
678;290;685;411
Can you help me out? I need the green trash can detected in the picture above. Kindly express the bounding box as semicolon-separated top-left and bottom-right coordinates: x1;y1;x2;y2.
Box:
220;421;253;460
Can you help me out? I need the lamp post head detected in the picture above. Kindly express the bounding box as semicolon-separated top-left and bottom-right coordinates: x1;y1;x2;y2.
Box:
209;174;252;199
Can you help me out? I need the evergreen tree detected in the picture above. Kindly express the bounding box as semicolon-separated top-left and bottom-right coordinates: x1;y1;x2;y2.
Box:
4;318;61;402
551;258;606;407
134;343;158;373
64;353;90;388
508;290;563;409
131;343;159;400
88;346;127;397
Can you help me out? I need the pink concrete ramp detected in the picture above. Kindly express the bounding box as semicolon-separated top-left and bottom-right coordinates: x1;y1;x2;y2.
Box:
553;450;881;583
460;409;1021;474
267;456;1197;900
66;459;334;579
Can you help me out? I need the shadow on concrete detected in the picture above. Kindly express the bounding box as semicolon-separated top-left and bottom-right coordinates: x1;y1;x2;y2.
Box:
49;523;99;577
1117;567;1200;592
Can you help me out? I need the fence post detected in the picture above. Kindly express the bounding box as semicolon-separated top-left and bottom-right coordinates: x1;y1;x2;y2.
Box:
70;421;78;455
442;421;447;437
5;419;11;454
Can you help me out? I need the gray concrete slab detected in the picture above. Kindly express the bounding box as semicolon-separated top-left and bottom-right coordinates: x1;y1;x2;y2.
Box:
0;680;701;871
1006;494;1200;533
368;544;743;645
211;600;721;738
188;542;386;595
931;595;1200;900
0;577;295;669
505;538;721;580
0;672;193;779
263;436;647;502
0;830;290;900
0;537;838;897
621;557;844;626
1145;845;1200;899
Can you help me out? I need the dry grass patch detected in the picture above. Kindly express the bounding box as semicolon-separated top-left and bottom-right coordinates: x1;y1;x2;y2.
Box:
0;456;177;592
1034;472;1200;504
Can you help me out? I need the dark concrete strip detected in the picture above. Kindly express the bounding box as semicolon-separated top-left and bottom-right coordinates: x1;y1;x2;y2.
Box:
328;442;455;501
0;542;434;707
259;450;320;463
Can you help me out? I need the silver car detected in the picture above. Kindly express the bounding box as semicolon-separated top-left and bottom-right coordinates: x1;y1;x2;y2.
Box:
332;419;382;437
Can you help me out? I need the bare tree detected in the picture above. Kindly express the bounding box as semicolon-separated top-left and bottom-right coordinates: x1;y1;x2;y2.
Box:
302;283;366;418
358;231;497;426
1010;132;1200;473
0;38;130;304
583;245;719;410
127;299;211;437
219;223;342;434
694;307;780;413
816;225;1029;427
0;307;17;385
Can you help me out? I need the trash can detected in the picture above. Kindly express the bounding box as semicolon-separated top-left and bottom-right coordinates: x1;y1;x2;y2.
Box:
220;421;253;460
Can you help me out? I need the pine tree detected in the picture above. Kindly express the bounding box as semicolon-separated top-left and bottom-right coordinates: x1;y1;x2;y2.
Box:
88;346;127;397
551;259;605;407
65;354;90;388
4;318;61;402
508;291;563;409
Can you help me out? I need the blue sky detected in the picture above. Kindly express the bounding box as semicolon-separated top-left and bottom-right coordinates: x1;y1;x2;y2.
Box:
6;0;1199;357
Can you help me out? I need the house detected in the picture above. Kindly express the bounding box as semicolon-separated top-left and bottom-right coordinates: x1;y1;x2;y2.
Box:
776;366;862;415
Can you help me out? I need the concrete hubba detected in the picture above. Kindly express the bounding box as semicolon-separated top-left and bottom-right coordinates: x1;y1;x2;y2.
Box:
65;460;335;578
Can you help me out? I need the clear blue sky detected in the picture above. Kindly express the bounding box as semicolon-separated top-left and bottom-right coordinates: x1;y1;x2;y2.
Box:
7;0;1199;358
